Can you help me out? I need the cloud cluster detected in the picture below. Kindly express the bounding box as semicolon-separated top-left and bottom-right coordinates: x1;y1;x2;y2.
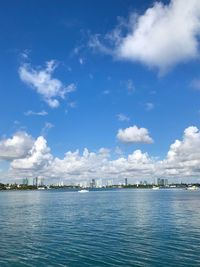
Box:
159;126;200;177
117;125;153;144
19;60;76;108
0;132;34;160
11;136;52;171
90;0;200;72
1;126;200;182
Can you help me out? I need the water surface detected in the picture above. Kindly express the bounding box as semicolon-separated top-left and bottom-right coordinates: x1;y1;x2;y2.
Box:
0;189;200;266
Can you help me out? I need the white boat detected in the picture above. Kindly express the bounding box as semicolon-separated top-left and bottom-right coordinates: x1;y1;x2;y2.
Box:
78;189;89;193
186;186;198;190
152;186;160;190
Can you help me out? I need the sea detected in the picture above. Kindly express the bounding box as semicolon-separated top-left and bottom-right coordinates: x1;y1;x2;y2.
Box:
0;189;200;267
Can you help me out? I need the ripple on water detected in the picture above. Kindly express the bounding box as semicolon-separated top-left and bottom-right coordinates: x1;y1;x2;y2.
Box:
0;189;200;267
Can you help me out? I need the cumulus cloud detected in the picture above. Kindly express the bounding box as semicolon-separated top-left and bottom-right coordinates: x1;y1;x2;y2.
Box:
40;147;154;181
117;125;154;144
160;126;200;177
91;0;200;72
47;148;111;180
2;126;200;182
167;127;200;161
11;136;52;170
0;132;34;160
19;60;76;108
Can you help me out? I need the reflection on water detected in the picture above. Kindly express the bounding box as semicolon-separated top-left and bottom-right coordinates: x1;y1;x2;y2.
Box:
0;189;200;266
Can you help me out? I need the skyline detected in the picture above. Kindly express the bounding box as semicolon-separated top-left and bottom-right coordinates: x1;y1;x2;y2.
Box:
1;0;200;183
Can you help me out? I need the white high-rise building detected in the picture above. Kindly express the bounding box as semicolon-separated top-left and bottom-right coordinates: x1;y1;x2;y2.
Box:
107;180;113;187
96;179;103;188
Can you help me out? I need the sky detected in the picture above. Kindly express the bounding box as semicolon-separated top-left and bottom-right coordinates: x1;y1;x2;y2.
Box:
1;0;200;184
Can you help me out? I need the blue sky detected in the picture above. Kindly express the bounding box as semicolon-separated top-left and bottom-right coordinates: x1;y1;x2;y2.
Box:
1;0;200;183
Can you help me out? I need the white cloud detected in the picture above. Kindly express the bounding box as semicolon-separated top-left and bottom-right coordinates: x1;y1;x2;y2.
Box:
117;113;130;122
19;60;76;108
2;126;200;182
0;132;34;160
166;126;200;163
11;136;52;171
91;0;200;72
115;146;123;156
157;126;200;177
117;125;153;144
24;110;48;116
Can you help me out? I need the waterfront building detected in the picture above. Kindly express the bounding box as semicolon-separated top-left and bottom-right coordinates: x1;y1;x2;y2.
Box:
96;179;103;188
107;180;113;187
125;178;128;186
57;180;64;187
22;178;28;185
90;179;96;188
157;178;168;186
40;178;45;186
33;177;39;187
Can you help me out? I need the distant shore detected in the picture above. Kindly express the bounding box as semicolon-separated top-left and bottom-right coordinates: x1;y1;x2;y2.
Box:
0;183;199;191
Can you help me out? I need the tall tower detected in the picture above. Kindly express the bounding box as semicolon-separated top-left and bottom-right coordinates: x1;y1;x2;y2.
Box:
90;179;96;188
36;177;38;187
40;178;44;186
125;178;128;186
33;177;39;187
22;178;28;185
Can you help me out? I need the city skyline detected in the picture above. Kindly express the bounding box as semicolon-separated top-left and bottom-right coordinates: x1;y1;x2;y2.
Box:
1;0;200;183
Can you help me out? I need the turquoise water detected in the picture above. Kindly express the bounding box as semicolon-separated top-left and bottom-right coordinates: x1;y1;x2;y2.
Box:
0;189;200;267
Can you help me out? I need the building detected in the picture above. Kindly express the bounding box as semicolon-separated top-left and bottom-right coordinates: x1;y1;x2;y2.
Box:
125;178;128;186
40;178;45;186
33;177;39;187
157;178;168;186
90;179;96;188
107;180;113;187
57;180;63;187
22;178;28;185
96;179;103;188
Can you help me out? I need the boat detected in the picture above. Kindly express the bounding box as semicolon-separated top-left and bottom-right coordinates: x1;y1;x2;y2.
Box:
152;186;160;190
78;189;89;193
37;187;46;190
186;186;198;190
